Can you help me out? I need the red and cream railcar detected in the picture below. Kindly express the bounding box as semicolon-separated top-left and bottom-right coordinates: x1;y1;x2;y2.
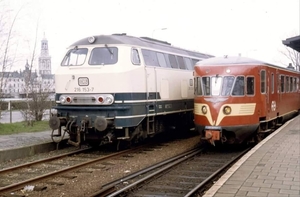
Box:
194;56;300;145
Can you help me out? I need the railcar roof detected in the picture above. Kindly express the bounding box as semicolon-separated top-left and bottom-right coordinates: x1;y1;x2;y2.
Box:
70;34;214;59
195;56;264;66
195;56;300;74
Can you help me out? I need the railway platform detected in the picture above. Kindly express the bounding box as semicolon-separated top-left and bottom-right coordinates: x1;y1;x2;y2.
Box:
0;130;68;162
203;115;300;197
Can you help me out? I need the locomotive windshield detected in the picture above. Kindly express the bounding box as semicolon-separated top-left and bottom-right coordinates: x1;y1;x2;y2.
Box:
89;47;118;65
61;48;88;66
196;76;244;96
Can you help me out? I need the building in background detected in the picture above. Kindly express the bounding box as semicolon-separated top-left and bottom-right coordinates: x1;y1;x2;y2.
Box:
0;35;55;98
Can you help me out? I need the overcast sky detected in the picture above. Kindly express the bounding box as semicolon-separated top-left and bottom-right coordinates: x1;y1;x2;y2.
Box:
3;0;300;72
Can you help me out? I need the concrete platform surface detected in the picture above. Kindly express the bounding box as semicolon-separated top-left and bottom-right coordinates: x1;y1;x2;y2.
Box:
203;115;300;197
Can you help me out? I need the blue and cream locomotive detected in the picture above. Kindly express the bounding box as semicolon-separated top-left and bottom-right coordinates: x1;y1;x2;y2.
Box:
49;33;213;148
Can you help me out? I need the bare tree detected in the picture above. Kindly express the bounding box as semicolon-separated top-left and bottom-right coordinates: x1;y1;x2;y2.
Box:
0;1;24;118
280;47;300;71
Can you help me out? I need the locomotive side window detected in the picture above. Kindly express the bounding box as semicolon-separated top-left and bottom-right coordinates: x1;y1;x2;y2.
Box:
285;76;289;93
141;49;159;66
168;54;179;69
177;56;187;70
131;48;140;65
61;48;88;66
232;76;245;96
202;77;210;95
280;75;285;93
183;57;193;70
260;70;266;94
192;59;199;65
221;76;235;96
246;76;255;95
89;47;118;65
157;52;168;68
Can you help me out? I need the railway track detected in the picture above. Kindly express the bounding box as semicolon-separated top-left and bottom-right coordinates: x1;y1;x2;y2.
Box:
0;145;142;195
88;146;250;197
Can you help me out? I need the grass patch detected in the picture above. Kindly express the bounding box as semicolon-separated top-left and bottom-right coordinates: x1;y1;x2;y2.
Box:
0;121;50;135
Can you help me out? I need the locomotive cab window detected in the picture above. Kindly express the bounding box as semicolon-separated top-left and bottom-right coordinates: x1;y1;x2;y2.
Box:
260;70;266;94
89;47;118;65
61;48;88;66
131;48;140;65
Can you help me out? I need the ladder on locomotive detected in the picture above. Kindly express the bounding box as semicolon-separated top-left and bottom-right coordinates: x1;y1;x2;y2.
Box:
147;102;155;135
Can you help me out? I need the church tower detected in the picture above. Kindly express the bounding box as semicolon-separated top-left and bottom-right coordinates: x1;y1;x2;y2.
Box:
38;33;51;75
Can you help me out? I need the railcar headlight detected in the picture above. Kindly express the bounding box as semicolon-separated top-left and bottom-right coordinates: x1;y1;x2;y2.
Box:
223;106;231;115
201;106;207;114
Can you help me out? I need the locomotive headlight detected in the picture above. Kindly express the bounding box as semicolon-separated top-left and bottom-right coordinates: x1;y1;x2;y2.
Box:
97;94;114;105
59;96;66;103
201;106;207;114
223;106;231;115
105;96;113;104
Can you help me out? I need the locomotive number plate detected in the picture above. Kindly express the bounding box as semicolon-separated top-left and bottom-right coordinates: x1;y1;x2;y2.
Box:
74;87;94;92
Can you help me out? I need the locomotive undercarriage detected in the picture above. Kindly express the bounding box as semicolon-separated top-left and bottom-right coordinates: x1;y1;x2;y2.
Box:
50;112;193;149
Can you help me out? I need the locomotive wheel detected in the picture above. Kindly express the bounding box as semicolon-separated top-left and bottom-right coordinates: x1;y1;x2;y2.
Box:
116;140;131;151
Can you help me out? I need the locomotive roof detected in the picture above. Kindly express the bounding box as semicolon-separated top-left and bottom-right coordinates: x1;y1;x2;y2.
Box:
195;56;300;73
70;34;214;59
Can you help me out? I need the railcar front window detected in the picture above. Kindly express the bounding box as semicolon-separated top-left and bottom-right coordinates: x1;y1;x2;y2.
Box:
202;77;210;95
195;77;203;95
232;76;245;96
211;76;222;95
89;47;118;65
221;76;235;96
61;48;88;66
